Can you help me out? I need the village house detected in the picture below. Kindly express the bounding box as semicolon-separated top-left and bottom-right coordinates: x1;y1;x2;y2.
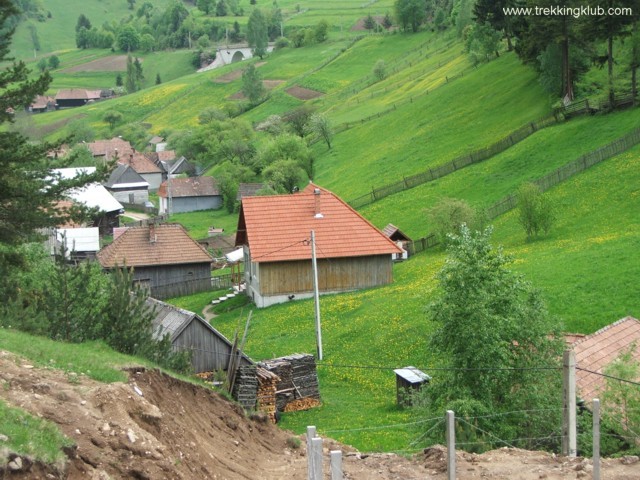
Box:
103;164;149;205
86;137;135;163
117;152;164;191
97;223;213;299
157;176;222;214
52;167;124;235
236;182;265;201
570;316;640;404
146;151;196;180
235;183;402;308
55;89;101;108
27;95;56;113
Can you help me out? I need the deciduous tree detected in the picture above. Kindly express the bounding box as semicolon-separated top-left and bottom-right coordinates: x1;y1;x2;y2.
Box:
241;63;266;104
517;182;555;239
420;226;563;450
247;8;268;58
394;0;426;33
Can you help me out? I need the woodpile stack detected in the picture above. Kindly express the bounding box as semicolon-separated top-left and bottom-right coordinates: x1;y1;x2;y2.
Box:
260;353;321;413
283;397;321;412
256;367;280;422
231;365;257;411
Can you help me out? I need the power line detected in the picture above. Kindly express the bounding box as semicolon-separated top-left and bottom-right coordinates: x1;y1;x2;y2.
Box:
576;367;640;387
317;362;560;372
250;238;309;262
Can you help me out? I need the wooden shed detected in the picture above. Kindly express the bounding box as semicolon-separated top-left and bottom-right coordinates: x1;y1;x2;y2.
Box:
147;297;252;374
393;366;430;406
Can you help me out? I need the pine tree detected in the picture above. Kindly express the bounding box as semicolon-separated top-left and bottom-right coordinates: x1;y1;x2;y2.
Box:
155;72;162;85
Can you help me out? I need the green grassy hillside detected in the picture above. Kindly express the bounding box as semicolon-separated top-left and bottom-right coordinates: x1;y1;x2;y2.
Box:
11;0;176;59
211;138;640;451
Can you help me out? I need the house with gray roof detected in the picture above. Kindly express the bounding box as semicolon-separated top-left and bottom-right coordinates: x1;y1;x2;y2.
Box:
104;164;149;205
158;176;222;214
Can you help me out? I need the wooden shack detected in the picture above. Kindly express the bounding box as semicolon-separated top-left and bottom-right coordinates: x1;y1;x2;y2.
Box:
147;297;252;374
393;366;430;406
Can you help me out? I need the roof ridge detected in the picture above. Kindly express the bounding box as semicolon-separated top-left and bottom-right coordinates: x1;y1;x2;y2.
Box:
572;316;640;347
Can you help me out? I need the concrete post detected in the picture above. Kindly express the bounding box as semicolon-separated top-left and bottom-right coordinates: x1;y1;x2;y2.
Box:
593;399;601;480
562;350;577;457
446;410;456;480
330;450;342;480
311;437;323;480
306;426;316;480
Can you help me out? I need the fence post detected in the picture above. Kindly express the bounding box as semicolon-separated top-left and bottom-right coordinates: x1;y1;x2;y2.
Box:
562;350;577;457
307;426;316;480
330;450;342;480
446;410;456;480
593;399;601;480
311;437;323;480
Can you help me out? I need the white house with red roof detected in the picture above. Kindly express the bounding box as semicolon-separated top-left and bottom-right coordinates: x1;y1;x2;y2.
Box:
235;184;402;308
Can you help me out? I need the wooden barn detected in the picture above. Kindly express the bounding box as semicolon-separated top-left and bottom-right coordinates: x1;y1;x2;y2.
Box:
146;297;252;373
235;183;402;308
97;223;213;299
55;89;101;108
158;176;222;214
103;164;149;205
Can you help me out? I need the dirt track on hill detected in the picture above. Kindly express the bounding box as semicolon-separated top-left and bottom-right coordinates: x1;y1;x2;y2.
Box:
1;350;639;479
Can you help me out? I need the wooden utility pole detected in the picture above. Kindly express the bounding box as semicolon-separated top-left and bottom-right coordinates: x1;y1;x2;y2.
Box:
311;230;323;360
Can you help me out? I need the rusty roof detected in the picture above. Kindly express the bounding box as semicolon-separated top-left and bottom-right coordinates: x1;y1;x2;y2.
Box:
97;223;212;268
55;89;101;100
236;183;402;263
382;223;412;242
87;138;134;161
571;316;640;402
158;176;220;198
118;151;162;174
236;182;265;200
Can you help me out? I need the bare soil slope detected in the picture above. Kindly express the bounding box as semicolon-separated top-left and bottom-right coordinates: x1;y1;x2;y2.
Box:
1;350;638;479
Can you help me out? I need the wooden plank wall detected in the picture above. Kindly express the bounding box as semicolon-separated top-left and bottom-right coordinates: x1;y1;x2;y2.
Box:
258;255;393;296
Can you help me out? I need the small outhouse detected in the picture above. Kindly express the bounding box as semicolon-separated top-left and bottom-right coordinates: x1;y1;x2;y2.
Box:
393;366;430;406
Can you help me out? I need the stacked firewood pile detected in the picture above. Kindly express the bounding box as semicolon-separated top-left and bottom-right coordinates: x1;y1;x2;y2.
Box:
256;367;280;421
231;365;258;410
259;353;321;413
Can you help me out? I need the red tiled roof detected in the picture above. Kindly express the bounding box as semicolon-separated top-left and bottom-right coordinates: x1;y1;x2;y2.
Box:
31;95;55;109
236;183;402;263
97;223;212;268
118;151;162;174
158;176;219;198
156;150;176;162
571;316;640;402
87;138;134;161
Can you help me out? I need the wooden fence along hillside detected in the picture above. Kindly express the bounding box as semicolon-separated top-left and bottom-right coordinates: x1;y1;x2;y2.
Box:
348;113;560;209
348;92;637;210
406;125;640;256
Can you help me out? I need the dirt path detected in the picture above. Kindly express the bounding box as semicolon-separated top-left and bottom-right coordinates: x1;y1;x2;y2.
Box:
124;211;150;221
1;350;639;479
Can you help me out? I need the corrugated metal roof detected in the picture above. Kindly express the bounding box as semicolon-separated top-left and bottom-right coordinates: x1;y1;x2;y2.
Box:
52;168;124;214
393;366;431;384
56;227;100;254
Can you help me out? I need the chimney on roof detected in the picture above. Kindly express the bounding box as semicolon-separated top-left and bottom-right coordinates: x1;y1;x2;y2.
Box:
149;223;157;243
314;188;323;219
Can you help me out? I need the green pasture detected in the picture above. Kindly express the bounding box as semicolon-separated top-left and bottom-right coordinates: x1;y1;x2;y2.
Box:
360;108;640;237
313;52;552;200
491;144;640;333
11;0;176;60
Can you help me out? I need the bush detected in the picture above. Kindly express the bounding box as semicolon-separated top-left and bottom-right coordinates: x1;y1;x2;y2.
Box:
517;182;555;239
425;197;486;246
